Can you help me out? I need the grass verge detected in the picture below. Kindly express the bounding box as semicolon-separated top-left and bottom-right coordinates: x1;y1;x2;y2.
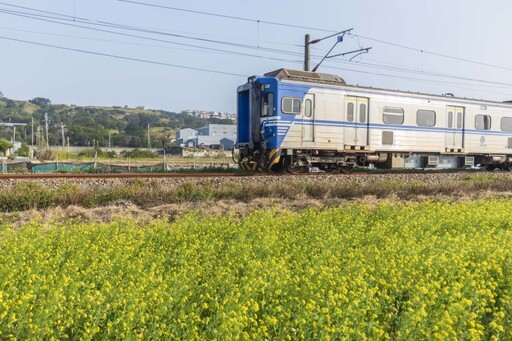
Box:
1;174;512;212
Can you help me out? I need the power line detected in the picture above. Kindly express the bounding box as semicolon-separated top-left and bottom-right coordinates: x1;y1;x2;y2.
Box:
117;0;512;73
320;64;512;97
0;9;301;63
351;33;512;72
1;2;511;90
0;26;234;53
0;35;248;77
0;5;302;57
2;31;511;98
2;1;510;81
117;0;334;33
0;0;301;48
332;59;512;88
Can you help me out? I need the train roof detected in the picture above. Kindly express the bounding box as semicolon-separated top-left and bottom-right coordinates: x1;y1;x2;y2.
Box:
261;68;512;108
264;68;346;85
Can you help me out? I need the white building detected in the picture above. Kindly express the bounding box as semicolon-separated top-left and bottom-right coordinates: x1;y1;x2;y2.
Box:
197;124;236;138
176;124;236;149
176;128;197;147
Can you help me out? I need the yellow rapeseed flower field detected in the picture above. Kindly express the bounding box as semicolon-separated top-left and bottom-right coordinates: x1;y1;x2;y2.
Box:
1;200;512;339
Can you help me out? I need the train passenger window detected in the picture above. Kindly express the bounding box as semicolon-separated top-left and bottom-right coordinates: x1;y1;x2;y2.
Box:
456;112;463;128
305;99;313;117
416;110;436;127
281;97;301;115
383;107;404;125
447;111;453;128
475;114;491;130
501;117;512;131
347;102;354;122
359;104;367;123
260;93;274;117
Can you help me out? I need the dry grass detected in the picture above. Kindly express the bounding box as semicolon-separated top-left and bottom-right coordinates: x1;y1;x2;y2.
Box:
1;174;512;217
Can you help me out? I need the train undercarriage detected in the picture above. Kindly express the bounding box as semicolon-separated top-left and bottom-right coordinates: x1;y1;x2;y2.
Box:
237;146;512;173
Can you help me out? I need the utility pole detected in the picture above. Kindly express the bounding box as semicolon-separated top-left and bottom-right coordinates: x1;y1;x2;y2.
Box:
31;117;34;146
108;131;111;148
12;126;16;143
304;34;311;71
61;122;65;148
44;112;49;149
147;123;151;149
36;126;42;148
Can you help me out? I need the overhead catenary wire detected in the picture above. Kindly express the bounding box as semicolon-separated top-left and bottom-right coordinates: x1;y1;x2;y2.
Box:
0;9;302;63
2;5;512;90
0;2;507;80
0;7;300;56
0;26;249;54
117;0;512;73
3;31;511;98
0;35;248;77
0;1;302;48
1;2;512;93
117;0;334;33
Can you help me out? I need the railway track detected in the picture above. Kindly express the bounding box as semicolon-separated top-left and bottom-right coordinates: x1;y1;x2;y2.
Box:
0;172;249;179
0;169;493;179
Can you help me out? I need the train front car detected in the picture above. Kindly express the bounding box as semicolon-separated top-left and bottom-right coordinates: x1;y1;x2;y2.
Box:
236;69;348;173
237;73;283;171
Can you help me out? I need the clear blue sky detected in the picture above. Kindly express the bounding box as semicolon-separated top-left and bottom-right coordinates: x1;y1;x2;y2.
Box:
1;0;511;113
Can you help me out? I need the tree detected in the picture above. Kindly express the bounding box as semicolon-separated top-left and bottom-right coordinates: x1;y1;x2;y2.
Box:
0;138;13;155
29;97;52;107
18;142;30;157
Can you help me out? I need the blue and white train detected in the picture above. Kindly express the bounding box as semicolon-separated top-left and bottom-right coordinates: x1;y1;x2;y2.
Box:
236;68;512;172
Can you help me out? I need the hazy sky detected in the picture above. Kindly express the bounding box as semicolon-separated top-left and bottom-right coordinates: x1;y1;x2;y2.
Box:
1;0;511;113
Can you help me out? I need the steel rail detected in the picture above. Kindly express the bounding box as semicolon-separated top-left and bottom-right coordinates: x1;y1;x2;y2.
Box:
0;169;491;179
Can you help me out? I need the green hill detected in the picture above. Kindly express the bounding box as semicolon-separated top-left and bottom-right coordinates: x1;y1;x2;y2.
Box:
0;97;234;149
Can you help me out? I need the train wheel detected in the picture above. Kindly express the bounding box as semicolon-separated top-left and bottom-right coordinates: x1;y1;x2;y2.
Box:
504;163;512;172
339;165;354;174
286;165;308;174
486;165;497;171
285;156;307;174
270;158;286;173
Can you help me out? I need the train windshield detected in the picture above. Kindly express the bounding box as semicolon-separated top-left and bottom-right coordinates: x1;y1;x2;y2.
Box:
260;93;274;117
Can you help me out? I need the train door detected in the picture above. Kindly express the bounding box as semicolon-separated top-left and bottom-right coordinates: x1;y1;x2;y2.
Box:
445;106;465;152
301;93;315;145
344;96;369;148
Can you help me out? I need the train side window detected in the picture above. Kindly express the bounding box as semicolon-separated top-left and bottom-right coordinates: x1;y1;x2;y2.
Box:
281;97;301;115
475;114;491;130
501;117;512;131
305;99;312;117
359;103;367;123
383;107;404;125
456;112;463;128
448;111;453;128
416;109;436;127
347;102;354;122
260;93;274;117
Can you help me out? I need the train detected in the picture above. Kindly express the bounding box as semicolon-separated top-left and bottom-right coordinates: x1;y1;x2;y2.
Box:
236;68;512;173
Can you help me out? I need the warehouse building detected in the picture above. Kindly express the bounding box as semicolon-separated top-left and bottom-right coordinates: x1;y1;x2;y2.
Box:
175;124;236;149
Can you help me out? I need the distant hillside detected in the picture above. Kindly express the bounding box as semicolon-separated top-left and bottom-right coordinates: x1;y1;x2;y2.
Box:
0;97;234;148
